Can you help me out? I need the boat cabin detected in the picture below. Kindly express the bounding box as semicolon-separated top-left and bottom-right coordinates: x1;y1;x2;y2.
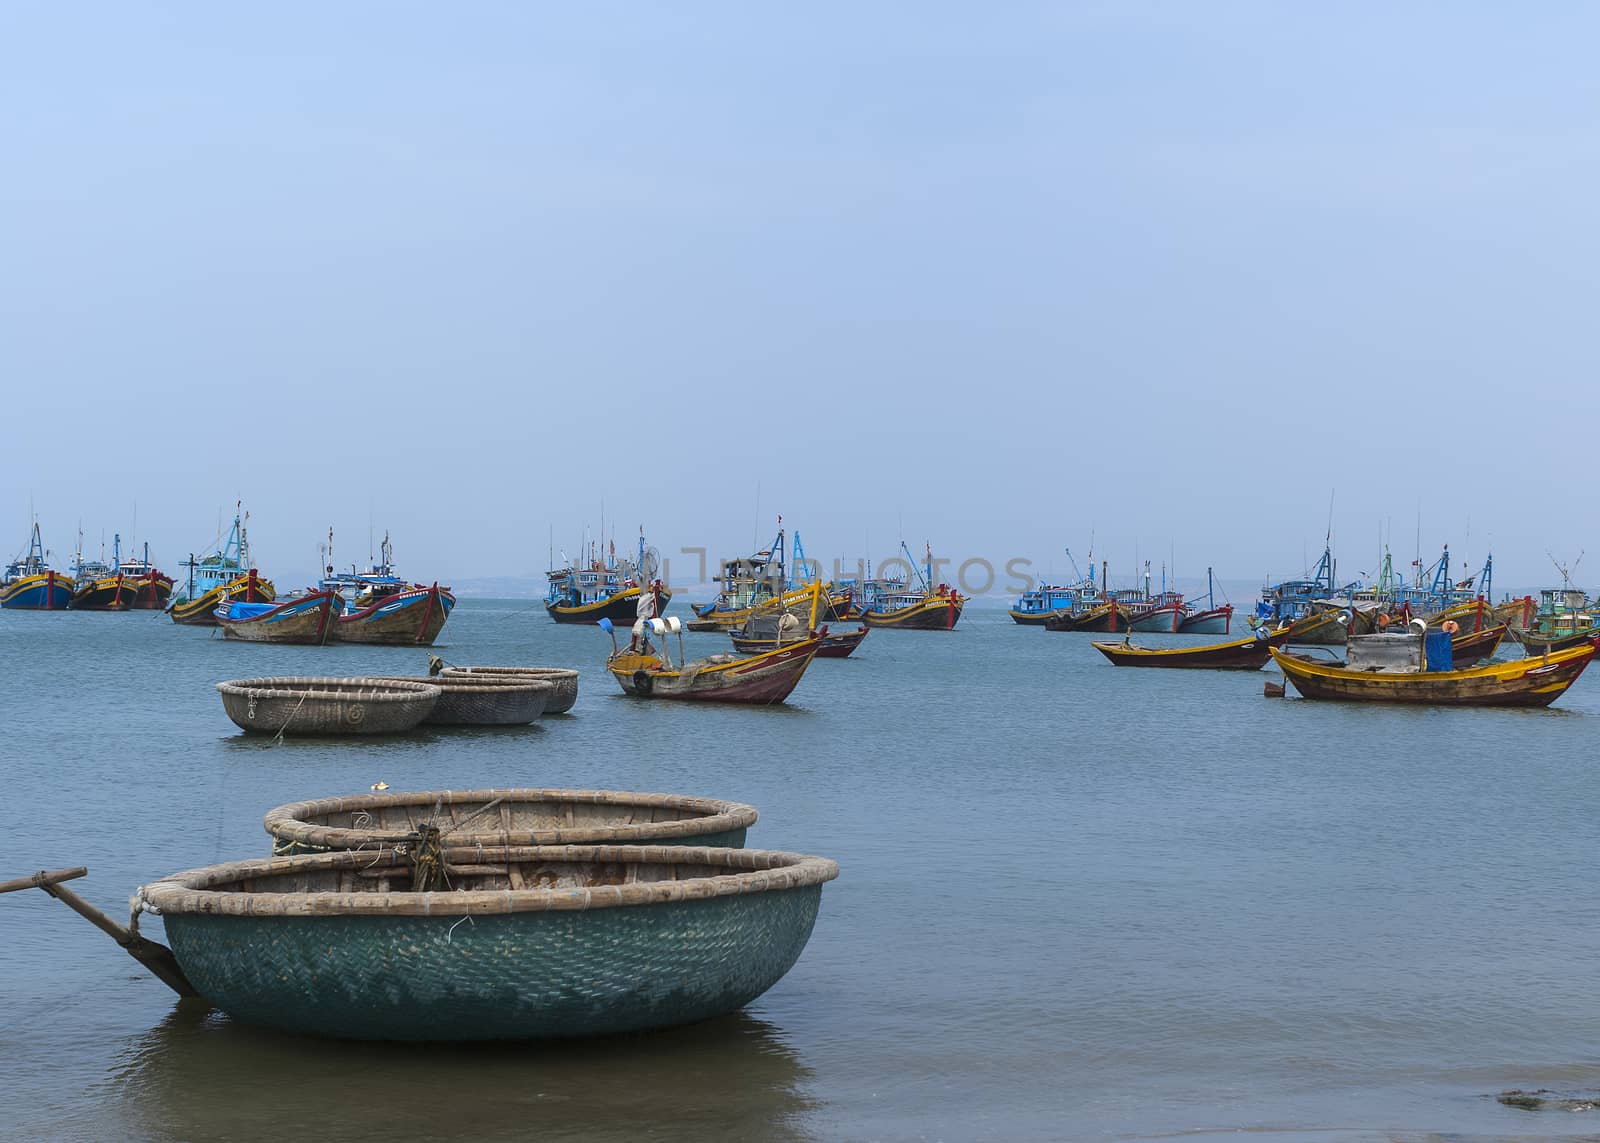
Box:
1343;629;1454;673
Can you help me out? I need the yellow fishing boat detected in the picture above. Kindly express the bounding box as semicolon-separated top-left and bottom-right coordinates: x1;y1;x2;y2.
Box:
1270;635;1597;707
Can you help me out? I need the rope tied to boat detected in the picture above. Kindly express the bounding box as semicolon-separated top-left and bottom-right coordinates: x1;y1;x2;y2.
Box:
271;689;314;745
128;887;158;936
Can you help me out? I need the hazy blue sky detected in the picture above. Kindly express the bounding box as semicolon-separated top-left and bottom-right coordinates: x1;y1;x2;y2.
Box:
3;4;1596;593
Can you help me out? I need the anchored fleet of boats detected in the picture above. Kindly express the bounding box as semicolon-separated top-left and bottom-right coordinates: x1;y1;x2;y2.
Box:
12;506;1600;709
5;508;455;646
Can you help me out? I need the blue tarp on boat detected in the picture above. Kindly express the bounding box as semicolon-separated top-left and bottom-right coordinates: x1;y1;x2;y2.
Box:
221;602;277;620
1424;630;1453;672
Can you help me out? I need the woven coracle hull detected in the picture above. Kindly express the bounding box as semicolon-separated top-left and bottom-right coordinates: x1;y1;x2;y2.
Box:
264;787;757;854
160;889;821;1041
216;678;440;735
371;676;551;725
442;667;579;714
142;845;837;1041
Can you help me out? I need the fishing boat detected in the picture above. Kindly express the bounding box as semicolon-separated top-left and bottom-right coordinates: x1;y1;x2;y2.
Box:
215;589;339;644
333;583;454;645
545;530;672;624
68;534;138;611
1009;547;1104;625
263;788;760;854
1045;597;1125;633
1270;630;1599;707
1267;607;1349;645
1516;625;1600;657
1010;584;1084;625
1092;630;1287;670
1127;593;1185;633
1448;623;1508;669
0;522;74;610
118;543;174;610
319;529;407;604
1118;563;1185;633
822;583;859;622
788;531;858;623
603;616;821;703
858;542;965;630
169;506;275;625
727;582;870;658
1252;543;1362;640
1516;584;1595;641
1179;568;1233;634
1390;546;1493;619
729;625;867;658
689;523;791;631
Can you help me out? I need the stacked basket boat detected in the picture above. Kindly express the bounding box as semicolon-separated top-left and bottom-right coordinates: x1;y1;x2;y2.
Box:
438;665;580;714
215;665;579;735
6;786;839;1043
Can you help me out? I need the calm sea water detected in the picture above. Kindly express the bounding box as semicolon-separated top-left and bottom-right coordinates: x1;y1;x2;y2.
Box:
4;598;1600;1142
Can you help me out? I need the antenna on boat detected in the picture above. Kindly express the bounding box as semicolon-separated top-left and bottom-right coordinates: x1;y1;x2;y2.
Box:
1548;549;1585;590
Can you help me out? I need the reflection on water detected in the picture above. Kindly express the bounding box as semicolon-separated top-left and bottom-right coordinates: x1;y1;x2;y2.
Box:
112;1004;817;1143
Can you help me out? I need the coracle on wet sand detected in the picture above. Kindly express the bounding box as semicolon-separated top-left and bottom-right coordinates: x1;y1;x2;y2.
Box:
263;788;759;854
216;677;441;735
136;844;838;1041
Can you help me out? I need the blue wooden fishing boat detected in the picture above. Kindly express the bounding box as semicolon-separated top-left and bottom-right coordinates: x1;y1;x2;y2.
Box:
0;522;74;610
169;505;275;625
319;529;409;605
1010;583;1088;625
1388;546;1492;619
1009;548;1103;625
1252;543;1360;637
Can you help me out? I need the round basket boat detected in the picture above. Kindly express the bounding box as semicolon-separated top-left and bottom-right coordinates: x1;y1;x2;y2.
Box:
138;845;839;1042
215;678;441;736
264;788;759;855
441;666;579;714
371;676;553;726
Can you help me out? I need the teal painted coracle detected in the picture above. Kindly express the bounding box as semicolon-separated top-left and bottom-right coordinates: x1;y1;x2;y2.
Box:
160;887;823;1041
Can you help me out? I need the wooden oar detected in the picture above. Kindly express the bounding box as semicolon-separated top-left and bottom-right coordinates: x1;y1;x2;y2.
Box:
1;867;198;998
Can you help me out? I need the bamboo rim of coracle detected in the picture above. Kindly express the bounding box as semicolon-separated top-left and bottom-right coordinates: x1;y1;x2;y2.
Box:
262;787;759;848
369;675;555;695
139;845;838;917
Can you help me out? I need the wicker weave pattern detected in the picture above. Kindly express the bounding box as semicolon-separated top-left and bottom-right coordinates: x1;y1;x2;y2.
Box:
215;677;441;736
263;788;757;852
371;676;553;725
160;887;822;1041
442;667;579;713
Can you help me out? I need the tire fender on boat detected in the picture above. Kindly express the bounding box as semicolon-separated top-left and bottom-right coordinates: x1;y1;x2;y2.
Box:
632;670;654;696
